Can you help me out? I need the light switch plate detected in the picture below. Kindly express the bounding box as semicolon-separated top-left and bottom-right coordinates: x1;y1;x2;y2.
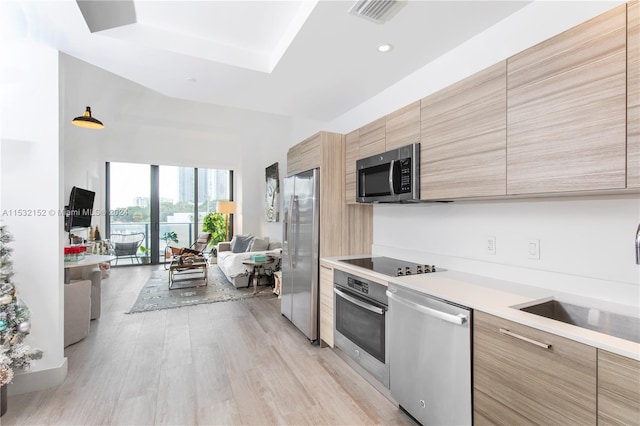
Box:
528;239;540;260
487;236;496;255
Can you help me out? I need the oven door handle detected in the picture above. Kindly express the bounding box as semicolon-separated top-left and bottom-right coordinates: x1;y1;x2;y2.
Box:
386;290;467;325
334;288;385;315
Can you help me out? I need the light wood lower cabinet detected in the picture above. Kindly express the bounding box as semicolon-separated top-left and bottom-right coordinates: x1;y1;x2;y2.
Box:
319;263;334;348
473;311;597;425
598;349;640;425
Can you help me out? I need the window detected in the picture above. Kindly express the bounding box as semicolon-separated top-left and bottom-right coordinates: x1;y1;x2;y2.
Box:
106;162;232;265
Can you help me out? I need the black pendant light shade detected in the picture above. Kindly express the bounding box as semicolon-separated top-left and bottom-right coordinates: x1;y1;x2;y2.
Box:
72;106;104;129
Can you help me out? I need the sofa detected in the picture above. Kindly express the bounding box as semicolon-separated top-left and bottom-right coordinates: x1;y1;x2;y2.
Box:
216;235;282;288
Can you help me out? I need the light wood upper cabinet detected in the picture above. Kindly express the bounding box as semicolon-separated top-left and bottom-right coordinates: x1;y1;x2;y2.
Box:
474;311;597;425
598;349;640;425
385;101;420;150
288;131;345;257
317;132;345;258
628;0;640;188
358;117;386;159
506;4;627;195
287;133;321;176
319;263;334;348
345;129;359;205
420;61;507;200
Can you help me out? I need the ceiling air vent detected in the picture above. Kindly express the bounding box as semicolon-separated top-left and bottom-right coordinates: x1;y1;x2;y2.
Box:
349;0;403;24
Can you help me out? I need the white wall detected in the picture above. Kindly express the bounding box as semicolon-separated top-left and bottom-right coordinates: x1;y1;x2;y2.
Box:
1;2;67;394
62;54;293;244
328;1;640;308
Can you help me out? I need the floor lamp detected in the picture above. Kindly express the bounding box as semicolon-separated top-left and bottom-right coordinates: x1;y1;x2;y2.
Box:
217;201;237;241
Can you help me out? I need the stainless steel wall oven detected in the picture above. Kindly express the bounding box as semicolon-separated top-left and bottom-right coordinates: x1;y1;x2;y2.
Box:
333;269;389;387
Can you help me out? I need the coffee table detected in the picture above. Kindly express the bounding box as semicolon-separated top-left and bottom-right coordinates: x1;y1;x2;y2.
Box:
169;255;208;289
242;256;275;294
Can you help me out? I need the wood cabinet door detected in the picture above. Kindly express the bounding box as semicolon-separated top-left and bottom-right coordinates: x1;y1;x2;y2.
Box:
628;0;640;188
506;4;627;195
420;61;507;200
319;264;334;348
474;311;597;425
598;349;640;425
319;132;344;259
358;117;386;159
287;133;321;176
345;129;359;205
385;101;420;150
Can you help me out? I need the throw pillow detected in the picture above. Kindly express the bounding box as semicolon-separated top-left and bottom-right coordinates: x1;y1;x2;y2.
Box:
231;235;254;253
249;237;269;252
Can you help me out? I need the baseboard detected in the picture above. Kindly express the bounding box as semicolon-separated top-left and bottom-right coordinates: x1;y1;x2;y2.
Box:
7;358;68;396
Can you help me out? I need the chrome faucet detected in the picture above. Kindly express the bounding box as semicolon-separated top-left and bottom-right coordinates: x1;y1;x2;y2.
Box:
636;224;640;265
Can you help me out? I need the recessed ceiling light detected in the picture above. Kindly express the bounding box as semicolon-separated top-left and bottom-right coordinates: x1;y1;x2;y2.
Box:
377;43;393;53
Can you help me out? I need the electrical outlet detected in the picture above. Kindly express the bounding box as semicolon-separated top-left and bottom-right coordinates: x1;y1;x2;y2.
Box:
487;236;496;255
528;239;540;260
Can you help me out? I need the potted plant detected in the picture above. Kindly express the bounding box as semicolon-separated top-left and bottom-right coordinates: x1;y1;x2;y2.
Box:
202;212;226;259
138;245;151;264
160;231;179;258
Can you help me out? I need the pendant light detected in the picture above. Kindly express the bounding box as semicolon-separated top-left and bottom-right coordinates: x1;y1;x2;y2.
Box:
72;106;104;129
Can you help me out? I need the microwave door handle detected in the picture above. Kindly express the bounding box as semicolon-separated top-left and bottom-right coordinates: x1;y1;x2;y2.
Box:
388;159;396;195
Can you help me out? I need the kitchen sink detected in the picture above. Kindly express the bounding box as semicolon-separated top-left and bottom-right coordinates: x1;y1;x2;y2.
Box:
519;300;640;344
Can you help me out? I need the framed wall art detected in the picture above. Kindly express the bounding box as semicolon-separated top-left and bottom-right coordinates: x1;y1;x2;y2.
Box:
265;162;280;222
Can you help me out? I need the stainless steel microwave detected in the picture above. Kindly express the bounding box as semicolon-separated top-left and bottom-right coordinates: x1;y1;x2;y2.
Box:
356;143;420;203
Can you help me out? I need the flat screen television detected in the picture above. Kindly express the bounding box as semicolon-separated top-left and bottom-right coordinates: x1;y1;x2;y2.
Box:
65;186;95;231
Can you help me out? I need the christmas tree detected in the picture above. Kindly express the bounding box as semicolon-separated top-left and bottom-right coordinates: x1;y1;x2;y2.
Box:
0;225;42;386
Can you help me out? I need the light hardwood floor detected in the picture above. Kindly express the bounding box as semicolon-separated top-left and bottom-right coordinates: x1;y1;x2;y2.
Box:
3;266;413;425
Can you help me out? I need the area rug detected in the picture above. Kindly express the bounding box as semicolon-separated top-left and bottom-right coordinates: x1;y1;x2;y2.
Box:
127;265;275;314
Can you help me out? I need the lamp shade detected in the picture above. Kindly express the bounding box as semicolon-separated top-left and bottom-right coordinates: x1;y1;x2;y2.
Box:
217;201;237;215
72;106;104;129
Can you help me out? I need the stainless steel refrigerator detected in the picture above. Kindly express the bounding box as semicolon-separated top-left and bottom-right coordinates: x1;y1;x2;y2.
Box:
281;168;320;342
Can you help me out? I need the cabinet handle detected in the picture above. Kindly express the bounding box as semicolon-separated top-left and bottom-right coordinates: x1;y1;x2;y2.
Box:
499;328;551;349
320;265;332;270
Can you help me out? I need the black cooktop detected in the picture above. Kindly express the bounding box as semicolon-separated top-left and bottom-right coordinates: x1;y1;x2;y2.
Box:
341;256;438;277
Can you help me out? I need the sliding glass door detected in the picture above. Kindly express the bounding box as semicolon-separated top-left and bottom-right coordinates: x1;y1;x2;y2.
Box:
159;165;195;263
107;162;232;266
106;163;151;265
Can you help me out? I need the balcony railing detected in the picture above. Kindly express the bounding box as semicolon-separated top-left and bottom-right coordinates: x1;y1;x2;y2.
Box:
109;222;196;265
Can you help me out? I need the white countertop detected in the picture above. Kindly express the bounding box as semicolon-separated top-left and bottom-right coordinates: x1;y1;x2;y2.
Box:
64;254;116;268
322;256;640;361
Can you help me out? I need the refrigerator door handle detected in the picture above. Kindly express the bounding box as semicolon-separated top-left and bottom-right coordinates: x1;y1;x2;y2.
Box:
287;194;295;268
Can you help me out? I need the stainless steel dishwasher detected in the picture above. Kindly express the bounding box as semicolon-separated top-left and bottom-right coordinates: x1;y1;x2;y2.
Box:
387;283;472;426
